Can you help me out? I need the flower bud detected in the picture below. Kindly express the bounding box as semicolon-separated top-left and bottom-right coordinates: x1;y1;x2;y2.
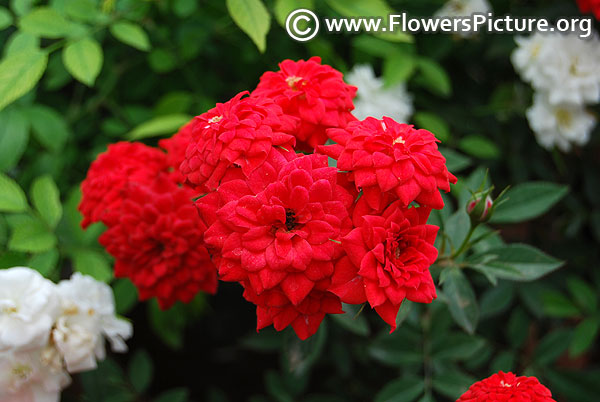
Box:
467;194;494;224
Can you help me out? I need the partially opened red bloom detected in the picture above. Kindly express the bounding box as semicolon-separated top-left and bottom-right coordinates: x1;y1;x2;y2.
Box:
180;91;297;192
251;56;357;151
79;142;169;228
330;201;438;331
204;154;353;339
319;117;457;210
577;0;600;19
458;371;556;402
99;175;217;309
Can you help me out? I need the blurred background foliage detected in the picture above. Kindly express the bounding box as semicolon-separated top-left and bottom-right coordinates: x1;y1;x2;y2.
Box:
0;0;599;401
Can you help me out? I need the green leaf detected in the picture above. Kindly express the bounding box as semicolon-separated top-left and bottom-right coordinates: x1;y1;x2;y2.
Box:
127;114;192;140
148;299;186;349
331;303;369;336
110;21;151;51
414;112;450;142
31;175;62;228
72;249;112;282
567;277;597;314
534;328;572;365
26;105;70;152
128;349;153;393
18;7;75;38
468;244;563;282
443;210;470;252
226;0;271;53
431;333;486;361
28;249;59;277
4;31;40;56
569;317;600;357
154;388;189;402
442;267;479;334
542;290;581;318
113;279;138;315
0;6;13;30
63;37;103;86
0;173;27;212
479;282;514;319
415;58;451;97
458;135;500;159
439;147;471;173
8;215;56;253
325;0;392;16
273;0;314;27
0;48;47;112
383;51;416;86
374;377;424;402
490;182;569;224
368;328;423;367
432;369;476;400
64;0;100;23
0;107;30;171
506;307;530;348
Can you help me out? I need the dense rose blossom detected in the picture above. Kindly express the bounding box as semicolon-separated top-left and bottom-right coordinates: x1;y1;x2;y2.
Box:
79;142;169;228
179;91;298;192
577;0;600;19
159;119;195;184
0;268;131;402
100;175;217;309
0;268;59;352
319;117;457;211
330;201;438;331
512;30;600;106
53;274;132;373
346;64;413;123
526;93;596;151
251;57;357;151
458;371;556;402
204;154;353;339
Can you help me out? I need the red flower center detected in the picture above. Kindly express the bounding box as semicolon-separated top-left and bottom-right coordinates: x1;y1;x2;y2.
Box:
284;208;297;231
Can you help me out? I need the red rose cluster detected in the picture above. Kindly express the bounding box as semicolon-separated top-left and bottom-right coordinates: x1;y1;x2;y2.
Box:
458;371;556;402
80;57;456;339
577;0;600;19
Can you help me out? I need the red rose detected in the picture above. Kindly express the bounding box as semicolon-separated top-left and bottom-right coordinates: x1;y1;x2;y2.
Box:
458;371;556;402
319;117;457;210
330;201;438;331
204;154;353;339
179;91;297;192
99;174;217;309
251;56;357;151
577;0;600;19
159;119;195;184
79;142;169;228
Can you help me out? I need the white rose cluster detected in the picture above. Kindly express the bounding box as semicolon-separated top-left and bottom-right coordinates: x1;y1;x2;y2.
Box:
0;267;132;402
434;0;492;38
512;30;600;151
346;64;413;124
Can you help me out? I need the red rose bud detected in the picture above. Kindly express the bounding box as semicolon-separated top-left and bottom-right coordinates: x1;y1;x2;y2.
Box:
467;194;493;223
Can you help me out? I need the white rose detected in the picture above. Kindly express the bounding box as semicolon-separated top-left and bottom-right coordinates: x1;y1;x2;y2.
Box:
526;92;597;151
346;64;413;124
53;273;132;373
0;268;60;352
0;348;70;402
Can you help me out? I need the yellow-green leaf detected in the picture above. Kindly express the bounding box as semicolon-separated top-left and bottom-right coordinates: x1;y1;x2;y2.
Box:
226;0;271;53
0;48;47;111
110;21;151;51
63;37;103;86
